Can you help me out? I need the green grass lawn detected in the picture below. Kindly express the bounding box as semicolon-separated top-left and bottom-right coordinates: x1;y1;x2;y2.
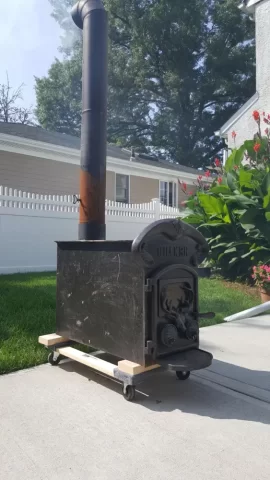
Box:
0;272;260;375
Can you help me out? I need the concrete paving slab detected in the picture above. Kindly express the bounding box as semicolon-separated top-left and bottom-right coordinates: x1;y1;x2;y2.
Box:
199;315;270;402
1;316;270;479
1;358;270;480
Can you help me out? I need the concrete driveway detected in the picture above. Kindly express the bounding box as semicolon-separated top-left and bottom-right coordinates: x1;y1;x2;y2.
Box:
1;316;270;480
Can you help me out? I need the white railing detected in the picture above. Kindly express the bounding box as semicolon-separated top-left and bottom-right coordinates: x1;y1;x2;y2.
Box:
0;186;183;274
0;186;78;213
0;186;181;220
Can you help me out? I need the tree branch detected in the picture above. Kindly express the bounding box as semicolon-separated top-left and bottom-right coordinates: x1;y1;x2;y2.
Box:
110;11;131;28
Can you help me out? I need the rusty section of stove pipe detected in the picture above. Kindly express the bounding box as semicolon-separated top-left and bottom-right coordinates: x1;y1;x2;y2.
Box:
72;0;108;240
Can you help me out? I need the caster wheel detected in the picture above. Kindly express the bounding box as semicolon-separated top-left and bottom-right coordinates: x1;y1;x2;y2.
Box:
48;352;61;366
123;385;136;402
176;371;190;381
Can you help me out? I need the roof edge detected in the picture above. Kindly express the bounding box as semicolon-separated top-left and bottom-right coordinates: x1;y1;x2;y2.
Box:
239;0;263;16
217;92;259;138
0;123;201;176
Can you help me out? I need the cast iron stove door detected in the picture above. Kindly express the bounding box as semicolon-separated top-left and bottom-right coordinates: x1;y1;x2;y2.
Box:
150;265;199;358
132;218;210;363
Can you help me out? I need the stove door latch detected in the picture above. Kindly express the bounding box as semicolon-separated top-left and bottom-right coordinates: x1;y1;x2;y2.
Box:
144;278;153;293
145;340;156;356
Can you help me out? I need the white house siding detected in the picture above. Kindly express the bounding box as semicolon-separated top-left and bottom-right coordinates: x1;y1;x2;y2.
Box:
130;176;159;204
227;0;270;150
0;150;117;200
0;149;200;207
226;97;270;150
256;1;270;99
0;151;80;195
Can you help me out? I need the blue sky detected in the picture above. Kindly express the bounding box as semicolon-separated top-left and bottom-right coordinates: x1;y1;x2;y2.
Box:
0;0;62;109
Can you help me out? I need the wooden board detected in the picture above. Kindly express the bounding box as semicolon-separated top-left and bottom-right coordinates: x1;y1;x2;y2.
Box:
117;360;160;375
57;346;116;377
40;332;160;377
38;333;69;347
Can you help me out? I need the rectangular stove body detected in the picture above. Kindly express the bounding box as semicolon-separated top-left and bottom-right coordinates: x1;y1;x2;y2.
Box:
56;218;213;368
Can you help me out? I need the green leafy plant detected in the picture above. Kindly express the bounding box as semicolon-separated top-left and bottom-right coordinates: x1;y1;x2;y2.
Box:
181;110;270;281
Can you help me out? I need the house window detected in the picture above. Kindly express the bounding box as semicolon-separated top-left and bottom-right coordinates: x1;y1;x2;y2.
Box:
160;181;177;207
116;174;129;203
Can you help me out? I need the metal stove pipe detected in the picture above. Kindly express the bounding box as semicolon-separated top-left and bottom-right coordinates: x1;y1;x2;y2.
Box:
71;0;108;240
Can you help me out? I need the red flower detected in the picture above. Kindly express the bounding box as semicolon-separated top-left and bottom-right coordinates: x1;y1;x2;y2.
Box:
205;170;211;178
263;112;265;116
178;180;187;191
217;177;222;184
233;165;239;171
197;175;203;181
232;131;237;139
268;114;270;120
214;158;221;167
265;128;269;135
253;143;261;153
253;110;260;122
188;191;193;196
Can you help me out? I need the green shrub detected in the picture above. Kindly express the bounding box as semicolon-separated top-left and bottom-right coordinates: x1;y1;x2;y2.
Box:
181;111;270;281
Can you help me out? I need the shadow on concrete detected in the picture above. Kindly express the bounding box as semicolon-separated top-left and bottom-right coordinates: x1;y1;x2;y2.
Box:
206;360;270;390
59;359;270;426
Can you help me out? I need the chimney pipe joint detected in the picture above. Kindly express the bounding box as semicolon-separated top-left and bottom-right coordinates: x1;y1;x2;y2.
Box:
71;0;105;29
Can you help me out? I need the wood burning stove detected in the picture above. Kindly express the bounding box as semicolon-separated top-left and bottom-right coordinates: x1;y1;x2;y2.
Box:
38;0;213;402
56;218;213;371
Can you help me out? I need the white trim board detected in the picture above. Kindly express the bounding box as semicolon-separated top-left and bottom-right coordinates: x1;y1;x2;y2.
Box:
239;0;266;15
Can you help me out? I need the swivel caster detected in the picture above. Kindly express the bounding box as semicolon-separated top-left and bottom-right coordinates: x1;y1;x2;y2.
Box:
123;385;136;402
48;352;61;366
176;371;190;381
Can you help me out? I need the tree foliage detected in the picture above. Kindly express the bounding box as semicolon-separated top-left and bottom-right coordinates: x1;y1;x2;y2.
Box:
0;74;34;125
35;54;81;136
35;0;255;167
181;111;270;281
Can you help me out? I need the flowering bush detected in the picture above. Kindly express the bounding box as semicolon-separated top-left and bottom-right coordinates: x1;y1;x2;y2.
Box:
181;109;270;281
179;161;220;204
252;264;270;292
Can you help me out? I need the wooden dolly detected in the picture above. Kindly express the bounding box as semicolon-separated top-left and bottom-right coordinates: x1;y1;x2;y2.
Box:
39;334;162;401
38;334;192;401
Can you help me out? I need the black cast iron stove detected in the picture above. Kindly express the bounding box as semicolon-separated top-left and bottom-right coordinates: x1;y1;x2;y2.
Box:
56;218;213;370
53;0;213;380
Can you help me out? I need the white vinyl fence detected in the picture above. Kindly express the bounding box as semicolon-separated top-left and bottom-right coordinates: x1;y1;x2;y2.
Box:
0;186;182;274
